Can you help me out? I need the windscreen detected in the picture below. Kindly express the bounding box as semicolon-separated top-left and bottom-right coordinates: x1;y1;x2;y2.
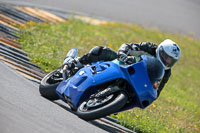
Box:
143;55;165;85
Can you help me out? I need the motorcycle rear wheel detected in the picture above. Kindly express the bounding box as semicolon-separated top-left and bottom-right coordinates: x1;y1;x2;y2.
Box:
39;67;63;100
77;91;127;121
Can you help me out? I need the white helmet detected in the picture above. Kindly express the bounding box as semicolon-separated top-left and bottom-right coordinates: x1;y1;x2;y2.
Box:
156;39;181;70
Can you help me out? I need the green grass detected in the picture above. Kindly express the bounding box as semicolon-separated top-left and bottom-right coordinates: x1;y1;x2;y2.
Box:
18;19;200;133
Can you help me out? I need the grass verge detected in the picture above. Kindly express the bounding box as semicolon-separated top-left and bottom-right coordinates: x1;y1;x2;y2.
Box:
18;19;200;133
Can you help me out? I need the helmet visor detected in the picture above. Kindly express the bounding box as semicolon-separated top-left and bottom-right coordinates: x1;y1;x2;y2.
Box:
159;46;177;68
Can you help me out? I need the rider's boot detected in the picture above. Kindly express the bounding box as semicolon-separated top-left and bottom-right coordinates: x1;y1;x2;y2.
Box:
62;57;83;79
65;57;83;70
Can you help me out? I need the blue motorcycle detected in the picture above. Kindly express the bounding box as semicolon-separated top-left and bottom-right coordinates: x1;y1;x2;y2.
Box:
39;48;164;120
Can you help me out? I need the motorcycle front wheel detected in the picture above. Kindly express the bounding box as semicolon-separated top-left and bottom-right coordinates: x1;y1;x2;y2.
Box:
39;67;63;100
77;91;127;121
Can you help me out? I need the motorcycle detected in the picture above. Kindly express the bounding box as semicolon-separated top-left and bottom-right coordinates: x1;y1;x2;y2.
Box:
39;48;164;121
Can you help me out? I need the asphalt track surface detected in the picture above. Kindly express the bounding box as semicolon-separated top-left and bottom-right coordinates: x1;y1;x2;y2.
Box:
0;62;107;133
1;0;200;38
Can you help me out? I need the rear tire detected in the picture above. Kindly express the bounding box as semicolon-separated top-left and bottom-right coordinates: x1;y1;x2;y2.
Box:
77;91;127;121
39;67;62;100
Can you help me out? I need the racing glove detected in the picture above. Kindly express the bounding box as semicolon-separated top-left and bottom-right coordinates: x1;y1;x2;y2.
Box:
118;53;136;64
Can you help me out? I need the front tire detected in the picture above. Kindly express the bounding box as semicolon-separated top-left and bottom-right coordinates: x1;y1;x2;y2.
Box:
39;67;63;100
77;91;127;121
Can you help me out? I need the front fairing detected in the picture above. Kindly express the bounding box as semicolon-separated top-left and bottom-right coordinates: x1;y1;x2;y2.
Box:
127;59;157;108
112;58;158;108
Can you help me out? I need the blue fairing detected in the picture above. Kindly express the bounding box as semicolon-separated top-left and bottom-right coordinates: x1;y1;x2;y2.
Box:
56;55;158;109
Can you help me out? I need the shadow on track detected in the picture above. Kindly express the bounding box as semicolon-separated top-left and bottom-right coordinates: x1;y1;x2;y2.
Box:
53;100;124;133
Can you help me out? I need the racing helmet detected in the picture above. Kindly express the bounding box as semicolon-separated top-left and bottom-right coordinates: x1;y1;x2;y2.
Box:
156;39;181;70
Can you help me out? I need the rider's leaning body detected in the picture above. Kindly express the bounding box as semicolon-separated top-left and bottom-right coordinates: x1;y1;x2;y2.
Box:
65;39;181;98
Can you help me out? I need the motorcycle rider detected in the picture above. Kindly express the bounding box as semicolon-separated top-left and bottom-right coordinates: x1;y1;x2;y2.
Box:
64;39;181;97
